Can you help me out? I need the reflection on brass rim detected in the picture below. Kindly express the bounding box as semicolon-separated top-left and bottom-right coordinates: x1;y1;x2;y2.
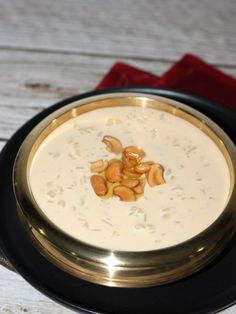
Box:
13;93;236;287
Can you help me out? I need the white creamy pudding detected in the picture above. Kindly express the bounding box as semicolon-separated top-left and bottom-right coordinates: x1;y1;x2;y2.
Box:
29;105;230;251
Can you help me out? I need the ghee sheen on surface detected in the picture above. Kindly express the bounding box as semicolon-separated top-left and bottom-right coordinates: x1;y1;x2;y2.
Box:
29;106;230;251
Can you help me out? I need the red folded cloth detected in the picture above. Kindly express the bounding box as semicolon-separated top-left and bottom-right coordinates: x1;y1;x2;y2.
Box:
97;54;236;111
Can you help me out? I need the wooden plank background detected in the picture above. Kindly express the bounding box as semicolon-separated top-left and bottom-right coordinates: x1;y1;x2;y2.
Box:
0;0;236;313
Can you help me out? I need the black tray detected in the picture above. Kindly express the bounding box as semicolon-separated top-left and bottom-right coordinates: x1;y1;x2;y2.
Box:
0;88;236;314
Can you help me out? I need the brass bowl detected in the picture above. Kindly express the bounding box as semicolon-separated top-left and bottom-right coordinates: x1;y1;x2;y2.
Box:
13;92;236;288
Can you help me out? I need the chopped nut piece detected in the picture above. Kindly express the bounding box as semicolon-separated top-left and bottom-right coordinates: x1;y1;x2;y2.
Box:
90;175;108;196
123;168;142;179
134;163;151;174
147;163;165;187
106;162;123;182
123;146;145;165
90;159;109;173
102;135;123;155
121;178;139;188
113;186;136;201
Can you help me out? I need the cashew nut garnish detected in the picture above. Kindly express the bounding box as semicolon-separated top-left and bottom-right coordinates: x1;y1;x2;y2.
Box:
122;155;136;168
90;175;108;196
90;159;109;173
106;162;123;183
123;146;145;165
123;168;141;179
134;163;151;174
90;135;166;201
133;179;145;194
146;163;166;187
133;184;144;195
102;135;123;155
113;186;136;202
121;179;140;188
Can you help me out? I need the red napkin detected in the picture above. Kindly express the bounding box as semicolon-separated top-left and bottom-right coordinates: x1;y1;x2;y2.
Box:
97;54;236;111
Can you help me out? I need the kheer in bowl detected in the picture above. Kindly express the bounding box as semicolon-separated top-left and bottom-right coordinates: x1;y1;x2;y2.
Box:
14;93;236;287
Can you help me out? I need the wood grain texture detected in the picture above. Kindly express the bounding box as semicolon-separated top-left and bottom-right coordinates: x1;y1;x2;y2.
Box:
0;268;74;314
0;49;235;140
0;49;169;139
0;0;236;65
0;0;236;313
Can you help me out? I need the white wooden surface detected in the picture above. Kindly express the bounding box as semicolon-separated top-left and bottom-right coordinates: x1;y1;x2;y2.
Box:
0;0;236;313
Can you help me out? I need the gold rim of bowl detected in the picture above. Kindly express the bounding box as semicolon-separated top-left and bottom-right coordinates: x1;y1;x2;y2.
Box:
13;92;236;287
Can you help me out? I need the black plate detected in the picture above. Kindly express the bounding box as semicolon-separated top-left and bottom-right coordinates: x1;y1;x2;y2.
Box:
0;88;236;314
